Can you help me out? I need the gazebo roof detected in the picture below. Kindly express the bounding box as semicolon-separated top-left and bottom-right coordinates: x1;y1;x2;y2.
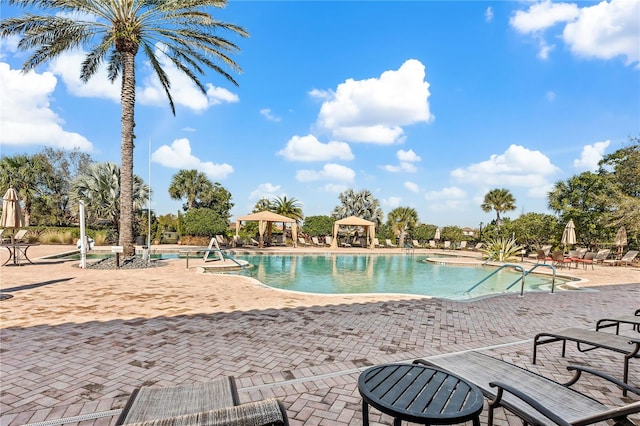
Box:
334;216;375;226
237;211;297;223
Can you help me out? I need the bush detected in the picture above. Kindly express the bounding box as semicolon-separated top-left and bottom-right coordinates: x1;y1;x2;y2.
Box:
181;208;228;237
480;237;524;262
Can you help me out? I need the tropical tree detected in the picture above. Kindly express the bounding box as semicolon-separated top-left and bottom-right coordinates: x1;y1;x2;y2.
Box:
386;207;418;246
332;189;384;225
168;170;215;211
270;196;304;222
302;215;334;237
0;154;51;226
481;188;516;225
1;0;248;255
508;213;560;250
71;162;150;232
252;198;272;213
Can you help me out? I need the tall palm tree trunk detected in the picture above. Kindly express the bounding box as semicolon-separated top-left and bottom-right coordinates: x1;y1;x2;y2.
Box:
119;50;137;256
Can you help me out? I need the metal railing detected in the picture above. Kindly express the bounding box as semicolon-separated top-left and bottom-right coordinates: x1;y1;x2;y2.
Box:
467;263;557;296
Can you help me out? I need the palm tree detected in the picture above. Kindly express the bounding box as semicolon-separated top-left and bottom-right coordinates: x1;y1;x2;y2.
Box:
481;188;516;225
168;170;214;211
0;154;50;226
387;207;418;246
332;189;384;226
252;198;272;213
270;196;304;222
1;1;248;255
71;162;150;232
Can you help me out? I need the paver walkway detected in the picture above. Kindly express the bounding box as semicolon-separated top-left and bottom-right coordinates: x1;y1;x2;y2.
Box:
1;246;639;425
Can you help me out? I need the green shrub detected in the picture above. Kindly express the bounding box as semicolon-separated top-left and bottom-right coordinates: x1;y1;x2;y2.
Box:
480;237;524;262
181;208;228;237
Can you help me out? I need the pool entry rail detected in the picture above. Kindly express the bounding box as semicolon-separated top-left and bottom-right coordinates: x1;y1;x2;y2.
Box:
467;263;557;296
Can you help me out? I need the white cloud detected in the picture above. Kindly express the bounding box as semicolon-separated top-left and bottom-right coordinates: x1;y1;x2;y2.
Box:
510;1;579;33
278;134;354;162
451;144;559;193
0;63;93;150
383;148;422;173
249;183;281;200
424;186;467;201
485;6;494;23
46;49;121;101
316;59;433;144
563;0;640;66
323;183;349;193
510;0;639;66
382;163;417;173
424;187;469;211
308;88;333;100
546;90;556;101
384;197;402;208
151;138;233;179
260;108;281;122
296;163;355;182
404;181;420;193
397;149;421;162
573;139;610;171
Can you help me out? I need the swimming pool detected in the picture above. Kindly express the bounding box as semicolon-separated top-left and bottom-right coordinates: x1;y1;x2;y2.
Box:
234;254;577;300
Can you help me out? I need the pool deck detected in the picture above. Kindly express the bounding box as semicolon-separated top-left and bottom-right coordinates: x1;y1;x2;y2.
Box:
1;244;639;425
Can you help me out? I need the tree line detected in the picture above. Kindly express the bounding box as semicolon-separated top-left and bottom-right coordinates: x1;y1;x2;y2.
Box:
1;137;637;250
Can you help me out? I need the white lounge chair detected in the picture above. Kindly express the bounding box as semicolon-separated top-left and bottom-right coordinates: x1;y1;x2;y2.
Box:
385;239;397;248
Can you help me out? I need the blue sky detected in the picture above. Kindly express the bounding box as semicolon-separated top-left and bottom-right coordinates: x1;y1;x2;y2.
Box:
1;0;638;228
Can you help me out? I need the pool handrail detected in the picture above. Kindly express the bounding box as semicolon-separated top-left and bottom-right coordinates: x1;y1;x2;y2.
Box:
467;263;526;296
505;264;557;294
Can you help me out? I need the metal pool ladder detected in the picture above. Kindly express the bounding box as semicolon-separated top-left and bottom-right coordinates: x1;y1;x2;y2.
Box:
467;263;557;296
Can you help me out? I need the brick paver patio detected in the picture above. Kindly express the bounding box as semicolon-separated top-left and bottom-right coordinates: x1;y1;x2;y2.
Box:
1;246;639;425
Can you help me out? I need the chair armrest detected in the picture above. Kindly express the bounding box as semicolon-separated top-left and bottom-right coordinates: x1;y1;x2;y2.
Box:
564;365;640;396
488;382;571;426
125;399;288;426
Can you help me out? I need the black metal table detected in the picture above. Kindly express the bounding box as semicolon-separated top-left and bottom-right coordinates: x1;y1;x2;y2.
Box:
1;243;38;266
358;363;483;426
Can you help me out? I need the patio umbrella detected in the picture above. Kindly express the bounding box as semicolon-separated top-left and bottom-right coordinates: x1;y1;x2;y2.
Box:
614;226;627;256
1;187;25;266
434;227;441;241
561;219;576;253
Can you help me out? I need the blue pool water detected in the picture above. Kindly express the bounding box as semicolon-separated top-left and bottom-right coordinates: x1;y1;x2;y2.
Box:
235;254;572;300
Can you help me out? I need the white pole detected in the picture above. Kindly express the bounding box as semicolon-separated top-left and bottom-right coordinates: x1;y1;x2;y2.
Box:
79;200;86;269
147;137;151;248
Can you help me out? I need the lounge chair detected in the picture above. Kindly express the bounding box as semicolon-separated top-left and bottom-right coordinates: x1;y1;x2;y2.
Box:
215;234;229;248
6;229;28;243
443;241;451;249
116;376;288;425
456;241;467;250
472;242;483;251
551;250;573;268
536;249;553;264
532;327;640;395
232;235;244;247
385;238;397;248
593;249;611;265
574;251;596;270
412;239;423;248
324;236;332;247
249;238;260;247
311;236;323;247
596;309;640;334
297;237;310;247
415;351;640;426
604;250;639;267
373;238;384;248
429;240;437;249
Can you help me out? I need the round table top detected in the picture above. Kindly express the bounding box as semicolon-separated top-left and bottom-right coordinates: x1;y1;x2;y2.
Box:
358;363;484;424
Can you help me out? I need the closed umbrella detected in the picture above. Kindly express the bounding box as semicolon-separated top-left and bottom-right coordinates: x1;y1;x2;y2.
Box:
614;226;627;256
434;227;441;241
1;187;25;265
561;219;576;253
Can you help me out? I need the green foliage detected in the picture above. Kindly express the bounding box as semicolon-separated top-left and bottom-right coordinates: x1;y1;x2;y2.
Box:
302;215;335;236
501;213;561;249
441;225;465;243
480;237;524;262
481;188;517;224
252;198;272;212
332;189;384;225
181;208;228;237
270;196;304;222
386;206;419;246
412;224;437;242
